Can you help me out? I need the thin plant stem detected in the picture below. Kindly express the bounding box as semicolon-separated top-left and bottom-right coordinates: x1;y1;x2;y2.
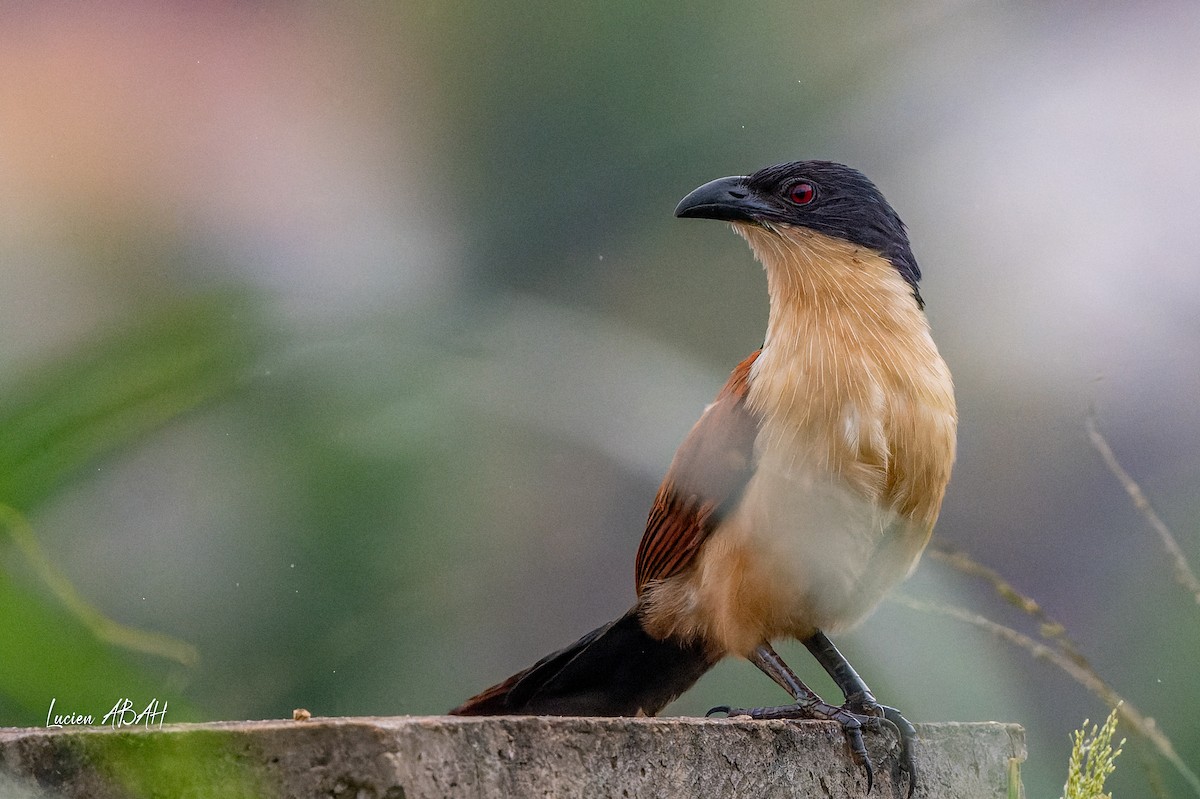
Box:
927;545;1170;797
1;502;199;667
892;593;1200;798
929;545;1093;670
1085;414;1200;605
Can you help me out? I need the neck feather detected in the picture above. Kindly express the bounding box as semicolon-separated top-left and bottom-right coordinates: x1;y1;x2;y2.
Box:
733;223;956;518
736;224;927;357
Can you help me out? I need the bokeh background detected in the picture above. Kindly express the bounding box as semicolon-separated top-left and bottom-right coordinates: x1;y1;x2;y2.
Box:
2;3;1198;797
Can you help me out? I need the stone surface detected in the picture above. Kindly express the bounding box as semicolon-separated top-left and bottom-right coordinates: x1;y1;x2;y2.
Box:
0;716;1025;799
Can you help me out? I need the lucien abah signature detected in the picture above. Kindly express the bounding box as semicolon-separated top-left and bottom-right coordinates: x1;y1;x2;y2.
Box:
45;697;167;730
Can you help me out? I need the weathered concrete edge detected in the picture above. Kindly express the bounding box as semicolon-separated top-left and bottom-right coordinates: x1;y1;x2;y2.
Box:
0;716;1026;799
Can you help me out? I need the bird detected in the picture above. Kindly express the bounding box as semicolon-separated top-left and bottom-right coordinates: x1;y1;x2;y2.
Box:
450;160;957;794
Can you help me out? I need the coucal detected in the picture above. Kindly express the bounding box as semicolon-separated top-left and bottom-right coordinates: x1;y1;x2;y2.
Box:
452;161;957;793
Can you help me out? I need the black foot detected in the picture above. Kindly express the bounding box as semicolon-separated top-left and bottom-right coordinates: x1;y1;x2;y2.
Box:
707;700;889;793
844;698;918;798
800;633;919;795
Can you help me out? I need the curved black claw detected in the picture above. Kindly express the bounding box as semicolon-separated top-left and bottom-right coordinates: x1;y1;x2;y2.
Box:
706;702;880;792
845;698;918;797
841;716;873;794
878;705;918;798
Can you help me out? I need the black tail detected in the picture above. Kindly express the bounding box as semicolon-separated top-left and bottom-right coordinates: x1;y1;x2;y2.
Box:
450;608;716;717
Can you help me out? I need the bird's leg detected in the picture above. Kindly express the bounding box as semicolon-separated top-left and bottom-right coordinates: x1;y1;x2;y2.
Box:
707;642;882;792
803;631;918;797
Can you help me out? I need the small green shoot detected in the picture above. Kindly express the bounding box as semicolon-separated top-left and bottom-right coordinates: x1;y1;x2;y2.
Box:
1062;706;1124;799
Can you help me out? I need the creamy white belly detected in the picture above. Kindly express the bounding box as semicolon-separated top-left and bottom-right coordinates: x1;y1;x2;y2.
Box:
681;456;918;655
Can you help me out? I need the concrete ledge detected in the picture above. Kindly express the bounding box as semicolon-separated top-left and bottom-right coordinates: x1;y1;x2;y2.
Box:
0;716;1025;799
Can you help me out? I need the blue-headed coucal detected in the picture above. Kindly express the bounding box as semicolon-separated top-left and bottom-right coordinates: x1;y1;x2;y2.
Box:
451;161;957;792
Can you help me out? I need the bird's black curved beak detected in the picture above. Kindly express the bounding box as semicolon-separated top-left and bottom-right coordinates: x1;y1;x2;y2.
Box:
675;175;770;223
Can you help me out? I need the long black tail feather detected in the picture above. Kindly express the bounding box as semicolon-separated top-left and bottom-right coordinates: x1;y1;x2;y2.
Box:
450;609;716;717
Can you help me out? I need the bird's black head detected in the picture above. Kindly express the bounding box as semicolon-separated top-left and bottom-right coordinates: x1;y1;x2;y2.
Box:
675;160;923;306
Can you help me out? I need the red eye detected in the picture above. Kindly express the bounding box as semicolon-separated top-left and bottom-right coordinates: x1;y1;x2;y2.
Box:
788;182;815;205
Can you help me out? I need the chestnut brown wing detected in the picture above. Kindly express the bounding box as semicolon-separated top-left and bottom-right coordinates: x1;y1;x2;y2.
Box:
635;351;761;594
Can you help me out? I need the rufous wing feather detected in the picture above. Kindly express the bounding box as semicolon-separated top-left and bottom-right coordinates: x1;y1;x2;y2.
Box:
635;351;762;594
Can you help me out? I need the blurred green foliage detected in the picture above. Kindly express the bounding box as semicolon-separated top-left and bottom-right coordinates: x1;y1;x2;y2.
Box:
0;568;166;724
0;297;254;724
0;297;253;510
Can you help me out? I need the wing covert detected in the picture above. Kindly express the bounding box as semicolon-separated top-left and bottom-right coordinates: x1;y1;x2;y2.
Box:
634;351;761;594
